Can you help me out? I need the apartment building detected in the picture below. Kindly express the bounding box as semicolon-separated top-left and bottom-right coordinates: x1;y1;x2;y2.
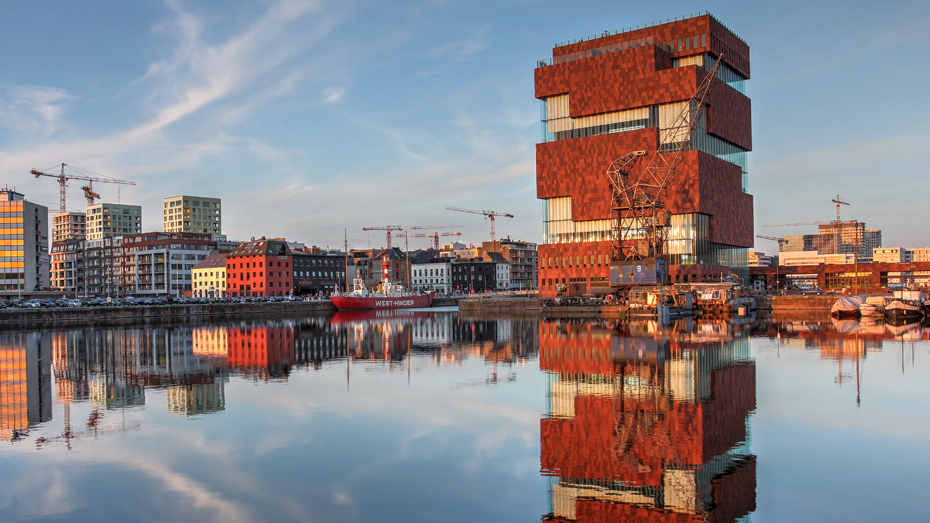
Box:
86;203;141;240
163;195;221;235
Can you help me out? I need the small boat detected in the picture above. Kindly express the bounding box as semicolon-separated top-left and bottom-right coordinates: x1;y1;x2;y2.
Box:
330;277;435;310
831;296;862;318
885;299;922;321
858;296;887;317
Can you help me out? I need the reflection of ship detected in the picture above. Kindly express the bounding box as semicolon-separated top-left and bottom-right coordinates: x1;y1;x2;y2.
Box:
539;320;756;522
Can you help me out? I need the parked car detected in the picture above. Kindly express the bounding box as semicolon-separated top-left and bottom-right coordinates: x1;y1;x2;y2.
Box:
69;300;82;307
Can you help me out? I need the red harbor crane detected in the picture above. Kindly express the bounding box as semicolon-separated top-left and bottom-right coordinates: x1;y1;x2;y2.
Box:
445;206;514;242
30;163;136;214
608;54;724;261
362;225;461;249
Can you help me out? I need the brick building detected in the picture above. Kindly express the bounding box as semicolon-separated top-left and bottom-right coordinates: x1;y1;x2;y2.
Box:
226;239;293;297
535;13;752;297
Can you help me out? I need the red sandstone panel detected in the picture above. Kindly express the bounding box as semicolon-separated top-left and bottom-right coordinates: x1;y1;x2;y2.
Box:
535;49;751;151
700;363;756;461
536;134;753;247
550;14;749;79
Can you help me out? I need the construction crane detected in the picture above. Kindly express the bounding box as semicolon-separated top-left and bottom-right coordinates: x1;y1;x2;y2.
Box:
756;235;790;252
445;206;514;242
30;163;136;214
608;54;724;261
392;231;462;250
764;196;856;257
362;225;460;249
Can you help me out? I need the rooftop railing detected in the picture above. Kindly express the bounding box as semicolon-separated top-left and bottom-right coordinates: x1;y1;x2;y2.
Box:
551;11;746;49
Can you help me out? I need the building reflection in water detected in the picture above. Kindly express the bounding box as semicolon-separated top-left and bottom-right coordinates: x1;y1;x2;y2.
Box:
7;312;539;448
0;333;52;442
539;318;757;522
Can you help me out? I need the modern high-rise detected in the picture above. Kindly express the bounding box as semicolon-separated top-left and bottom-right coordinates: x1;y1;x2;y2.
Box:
86;203;141;240
535;12;752;296
0;187;50;293
163;195;221;235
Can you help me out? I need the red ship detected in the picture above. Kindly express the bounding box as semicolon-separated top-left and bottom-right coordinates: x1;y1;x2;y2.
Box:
330;276;435;310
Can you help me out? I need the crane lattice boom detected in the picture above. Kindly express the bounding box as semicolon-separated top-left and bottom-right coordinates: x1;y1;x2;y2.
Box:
362;224;460;249
31;163;135;214
393;231;462;250
609;55;724;262
445;206;514;242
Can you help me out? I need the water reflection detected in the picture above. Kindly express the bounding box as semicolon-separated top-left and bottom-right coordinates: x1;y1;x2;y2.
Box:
0;313;926;521
539;318;757;522
0;333;52;442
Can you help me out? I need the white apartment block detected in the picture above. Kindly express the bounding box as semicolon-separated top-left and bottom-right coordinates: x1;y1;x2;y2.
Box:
86;203;141;240
748;251;774;267
163;195;221;235
411;261;452;294
910;248;930;263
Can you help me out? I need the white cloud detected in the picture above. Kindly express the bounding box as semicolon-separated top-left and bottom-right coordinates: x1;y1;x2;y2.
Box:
323;86;347;103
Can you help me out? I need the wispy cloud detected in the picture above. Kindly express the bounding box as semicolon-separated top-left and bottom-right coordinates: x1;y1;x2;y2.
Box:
323;86;347;103
0;84;73;137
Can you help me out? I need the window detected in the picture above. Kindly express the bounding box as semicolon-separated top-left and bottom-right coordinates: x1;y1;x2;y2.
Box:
701;34;706;47
677;38;682;52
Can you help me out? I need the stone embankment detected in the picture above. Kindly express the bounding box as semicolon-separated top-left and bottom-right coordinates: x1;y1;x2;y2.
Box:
770;295;836;311
0;301;337;328
458;297;623;318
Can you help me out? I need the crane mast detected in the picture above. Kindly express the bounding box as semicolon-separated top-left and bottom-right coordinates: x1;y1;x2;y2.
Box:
609;54;723;262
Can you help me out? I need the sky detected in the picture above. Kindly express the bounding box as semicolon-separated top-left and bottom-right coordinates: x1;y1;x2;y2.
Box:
0;0;926;255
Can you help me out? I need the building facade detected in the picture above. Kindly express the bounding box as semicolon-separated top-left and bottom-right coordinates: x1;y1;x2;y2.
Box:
0;188;50;293
411;259;452;294
86;203;141;240
52;212;86;243
451;260;497;293
226;239;293;297
872;247;912;264
534;13;752;296
483;238;537;290
292;251;345;296
163;195;221;235
123;232;216;296
192;252;227;298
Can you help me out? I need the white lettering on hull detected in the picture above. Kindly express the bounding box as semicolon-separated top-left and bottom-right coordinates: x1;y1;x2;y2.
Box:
374;300;415;306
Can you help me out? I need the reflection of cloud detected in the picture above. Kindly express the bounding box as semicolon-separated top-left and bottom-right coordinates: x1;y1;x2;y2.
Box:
0;466;81;520
331;488;353;506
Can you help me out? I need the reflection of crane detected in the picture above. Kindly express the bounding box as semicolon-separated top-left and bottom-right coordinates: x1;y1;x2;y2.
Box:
392;231;462;250
609;54;723;261
35;406;140;450
362;225;460;249
445;206;514;242
31;163;136;214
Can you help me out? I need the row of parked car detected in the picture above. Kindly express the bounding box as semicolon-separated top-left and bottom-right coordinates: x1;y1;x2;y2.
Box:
0;295;307;309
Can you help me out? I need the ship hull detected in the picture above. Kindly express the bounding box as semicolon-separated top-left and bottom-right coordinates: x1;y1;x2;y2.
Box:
330;291;435;310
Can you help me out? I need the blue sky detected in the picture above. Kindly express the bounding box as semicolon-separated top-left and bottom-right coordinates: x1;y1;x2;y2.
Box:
0;0;926;254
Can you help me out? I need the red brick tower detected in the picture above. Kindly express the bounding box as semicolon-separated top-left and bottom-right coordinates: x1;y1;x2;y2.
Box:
536;13;752;297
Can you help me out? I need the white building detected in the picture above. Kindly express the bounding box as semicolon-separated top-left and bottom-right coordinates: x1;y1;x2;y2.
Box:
747;251;774;267
910;248;930;263
488;252;511;290
411;260;452;294
779;251;855;267
873;247;912;263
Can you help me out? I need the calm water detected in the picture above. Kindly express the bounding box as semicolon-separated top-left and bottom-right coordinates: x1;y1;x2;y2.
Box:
1;310;928;522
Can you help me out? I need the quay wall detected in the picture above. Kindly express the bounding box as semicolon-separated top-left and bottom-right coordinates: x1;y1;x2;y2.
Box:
459;298;624;318
0;301;338;328
771;296;836;311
